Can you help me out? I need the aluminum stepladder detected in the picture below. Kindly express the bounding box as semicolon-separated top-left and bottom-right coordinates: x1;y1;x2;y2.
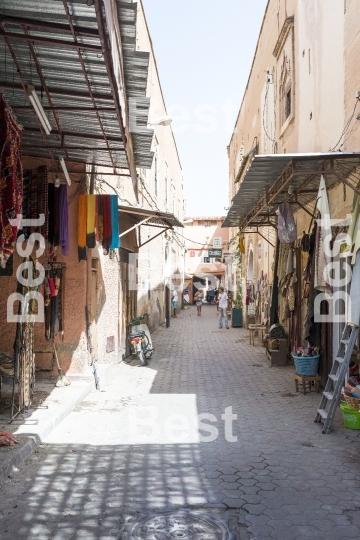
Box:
315;324;359;434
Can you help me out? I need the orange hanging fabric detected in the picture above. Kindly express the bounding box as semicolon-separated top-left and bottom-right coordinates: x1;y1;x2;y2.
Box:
86;194;96;249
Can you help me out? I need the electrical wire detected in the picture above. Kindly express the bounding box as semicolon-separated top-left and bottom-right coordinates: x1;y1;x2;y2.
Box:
174;231;228;248
330;98;360;151
139;177;161;211
263;78;276;146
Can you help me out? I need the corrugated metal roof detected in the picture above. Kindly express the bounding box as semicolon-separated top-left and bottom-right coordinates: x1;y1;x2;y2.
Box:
0;0;153;171
116;0;154;168
222;152;360;230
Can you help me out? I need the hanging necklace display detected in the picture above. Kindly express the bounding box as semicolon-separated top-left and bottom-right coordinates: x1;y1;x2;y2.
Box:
10;257;37;422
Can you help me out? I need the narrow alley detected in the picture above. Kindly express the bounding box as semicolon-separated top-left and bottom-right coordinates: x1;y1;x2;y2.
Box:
1;305;360;540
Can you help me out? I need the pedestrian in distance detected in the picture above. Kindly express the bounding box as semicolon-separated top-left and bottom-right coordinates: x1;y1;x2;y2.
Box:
194;288;204;316
217;287;229;329
172;287;178;318
209;287;215;305
214;288;219;311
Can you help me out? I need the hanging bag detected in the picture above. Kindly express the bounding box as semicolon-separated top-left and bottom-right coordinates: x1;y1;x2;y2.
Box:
278;202;297;244
301;198;319;253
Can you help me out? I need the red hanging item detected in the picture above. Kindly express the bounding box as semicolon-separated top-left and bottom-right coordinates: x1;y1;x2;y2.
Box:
0;94;23;268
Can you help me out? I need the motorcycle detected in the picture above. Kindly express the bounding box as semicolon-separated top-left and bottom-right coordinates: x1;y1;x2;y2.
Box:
128;313;154;366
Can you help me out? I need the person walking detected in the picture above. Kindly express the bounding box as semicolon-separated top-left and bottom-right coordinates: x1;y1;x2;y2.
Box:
209;287;215;305
172;288;178;318
214;288;219;311
194;288;204;316
217;287;229;329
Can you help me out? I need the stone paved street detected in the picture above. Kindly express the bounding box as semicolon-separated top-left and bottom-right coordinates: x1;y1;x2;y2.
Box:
1;305;360;539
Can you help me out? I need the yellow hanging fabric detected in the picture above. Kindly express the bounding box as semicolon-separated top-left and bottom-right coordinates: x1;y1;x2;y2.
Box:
238;236;245;254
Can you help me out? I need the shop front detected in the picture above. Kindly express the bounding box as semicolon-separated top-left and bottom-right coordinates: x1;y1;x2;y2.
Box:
0;0;151;421
223;152;360;386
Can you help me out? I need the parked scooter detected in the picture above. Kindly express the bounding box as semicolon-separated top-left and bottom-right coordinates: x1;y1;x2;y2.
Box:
128;313;154;366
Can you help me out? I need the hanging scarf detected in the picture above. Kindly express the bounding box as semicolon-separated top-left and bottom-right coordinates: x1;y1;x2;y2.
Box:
102;195;112;253
39;166;48;239
22;169;32;238
48;183;55;246
53;186;61;247
314;176;331;292
59;185;69;257
95;195;99;242
97;195;104;242
86;194;96;248
109;195;120;249
78;194;87;261
27;165;48;237
0;93;23;268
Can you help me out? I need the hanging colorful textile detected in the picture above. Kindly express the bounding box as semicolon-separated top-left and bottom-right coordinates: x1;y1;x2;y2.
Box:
0;94;23;268
314;176;331;292
86;194;96;248
78;194;87;261
48;183;55;246
102;194;112;253
97;195;104;242
109;194;120;249
95;195;99;242
347;191;360;264
22;166;49;240
59;185;69;257
278;202;296;244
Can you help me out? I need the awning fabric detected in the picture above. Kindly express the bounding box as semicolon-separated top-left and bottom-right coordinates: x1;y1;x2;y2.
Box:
222;152;360;231
235;144;258;184
119;205;183;248
119;206;183;229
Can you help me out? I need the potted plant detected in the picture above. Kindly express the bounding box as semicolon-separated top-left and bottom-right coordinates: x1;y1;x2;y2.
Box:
231;291;243;327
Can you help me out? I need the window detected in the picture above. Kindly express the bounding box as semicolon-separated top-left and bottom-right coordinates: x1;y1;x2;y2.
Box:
285;88;291;120
154;155;158;196
204;221;210;227
203;257;210;263
213;237;222;248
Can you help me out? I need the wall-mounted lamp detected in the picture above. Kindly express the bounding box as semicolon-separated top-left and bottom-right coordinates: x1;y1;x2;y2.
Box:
54;174;60;188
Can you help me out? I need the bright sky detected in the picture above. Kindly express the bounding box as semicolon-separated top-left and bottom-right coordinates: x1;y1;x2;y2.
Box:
142;0;268;217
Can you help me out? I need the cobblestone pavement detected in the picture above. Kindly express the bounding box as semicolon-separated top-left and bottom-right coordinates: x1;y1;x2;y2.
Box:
1;305;360;539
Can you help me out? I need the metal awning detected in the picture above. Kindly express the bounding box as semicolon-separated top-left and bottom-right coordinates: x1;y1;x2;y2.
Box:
222;152;360;230
235;143;258;184
119;205;183;248
0;0;153;176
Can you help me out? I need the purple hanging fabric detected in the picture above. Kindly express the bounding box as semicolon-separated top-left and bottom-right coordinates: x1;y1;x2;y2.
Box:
59;184;69;256
278;202;297;244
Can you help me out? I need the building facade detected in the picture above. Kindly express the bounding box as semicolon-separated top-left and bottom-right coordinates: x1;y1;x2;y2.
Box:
184;217;229;300
224;0;360;380
0;0;184;412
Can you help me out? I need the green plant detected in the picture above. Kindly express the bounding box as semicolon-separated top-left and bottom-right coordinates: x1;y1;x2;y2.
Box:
232;292;243;309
